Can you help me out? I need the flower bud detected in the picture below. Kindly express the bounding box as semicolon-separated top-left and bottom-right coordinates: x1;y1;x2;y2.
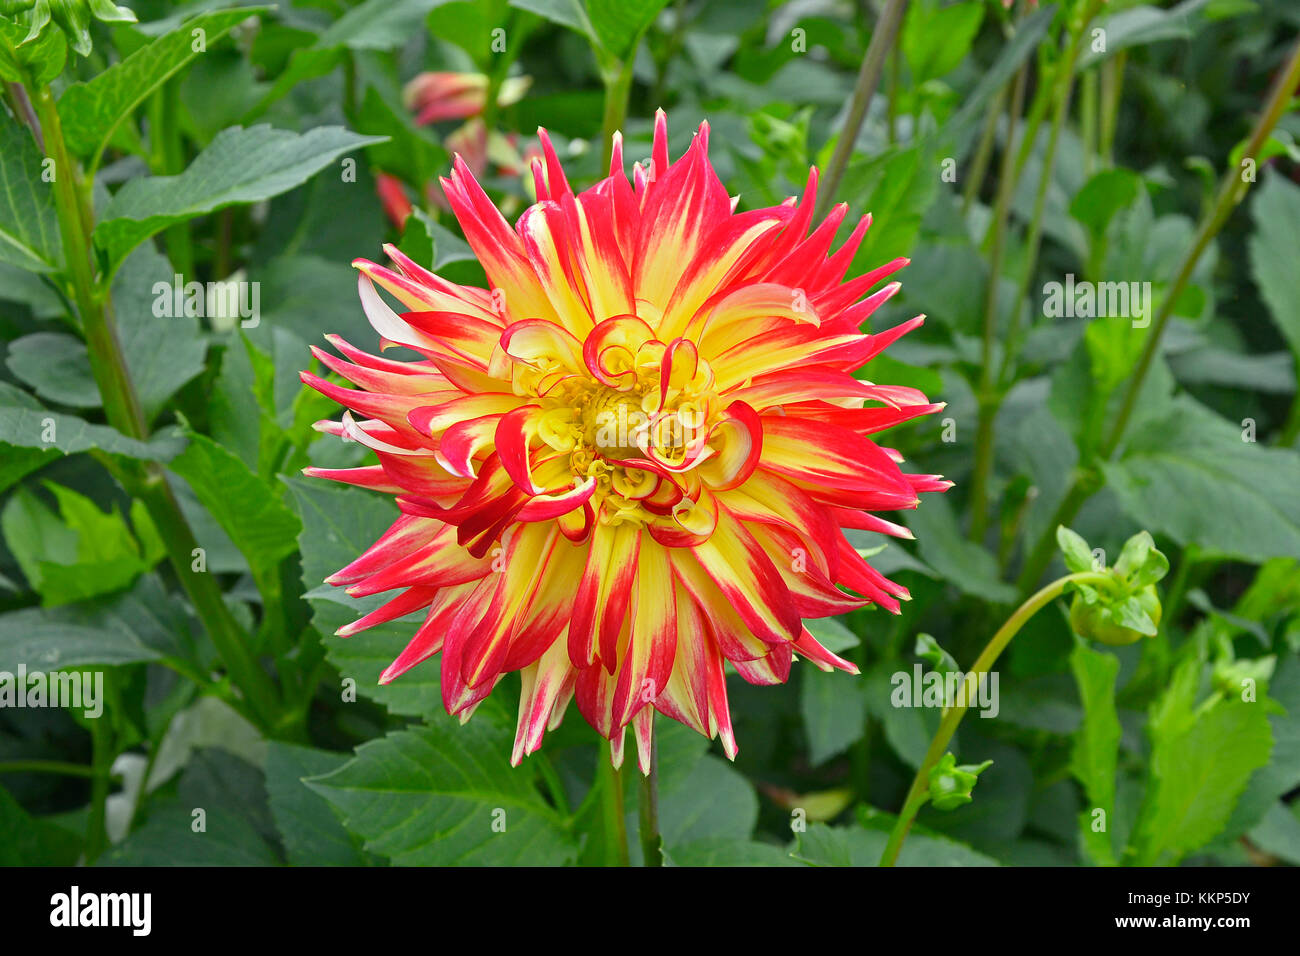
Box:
927;753;993;811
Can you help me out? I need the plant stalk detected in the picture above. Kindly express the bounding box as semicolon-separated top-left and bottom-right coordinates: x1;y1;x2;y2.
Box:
880;570;1111;865
815;0;908;219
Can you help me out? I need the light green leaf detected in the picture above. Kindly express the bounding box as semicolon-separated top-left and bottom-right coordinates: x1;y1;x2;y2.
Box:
586;0;669;60
0;17;67;86
1068;640;1121;865
169;431;301;585
94;125;387;276
308;723;577;865
1130;696;1273;865
56;7;266;163
902;0;984;86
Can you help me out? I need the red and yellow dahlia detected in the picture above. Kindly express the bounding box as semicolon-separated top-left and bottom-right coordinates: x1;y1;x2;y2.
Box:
302;111;949;771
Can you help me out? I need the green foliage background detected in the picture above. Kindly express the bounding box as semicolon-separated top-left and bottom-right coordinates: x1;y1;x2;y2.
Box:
0;0;1298;867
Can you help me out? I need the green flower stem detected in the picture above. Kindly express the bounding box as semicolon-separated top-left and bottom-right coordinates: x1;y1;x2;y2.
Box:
598;752;630;866
961;82;1006;216
28;83;281;730
1098;51;1126;167
880;570;1111;866
1080;65;1097;178
814;0;907;220
1014;35;1300;596
967;61;1028;541
600;59;634;172
148;82;194;278
85;696;113;862
638;720;663;866
0;759;116;780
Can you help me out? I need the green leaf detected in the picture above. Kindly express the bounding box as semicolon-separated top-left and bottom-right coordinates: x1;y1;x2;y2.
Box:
669;838;803;866
1069;168;1142;240
1056;525;1097;574
0;784;81;865
1130;695;1274;865
1224;656;1300;839
0;573;194;673
940;3;1056;159
905;494;1017;603
355;83;448;188
914;632;958;674
1068;639;1121;865
1101;396;1300;563
169;431;301;585
585;0;669;60
1079;0;1217;68
56;7;266;163
0;381;184;460
793;821;999;867
800;664;865;766
1249;171;1300;362
0;108;61;273
509;0;592;38
112;242;209;423
94;125;387;276
902;0;984;86
308;723;577;865
1;483;159;605
0;16;67;86
658;754;758;847
265;743;370;866
317;0;453;51
285;477;446;716
4;333;99;408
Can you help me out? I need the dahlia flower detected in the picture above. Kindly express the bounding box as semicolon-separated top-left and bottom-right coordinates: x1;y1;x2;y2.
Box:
302;111;949;771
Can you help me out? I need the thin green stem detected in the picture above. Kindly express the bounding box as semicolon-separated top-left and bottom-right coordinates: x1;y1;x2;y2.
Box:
0;759;110;779
815;0;908;220
85;702;114;862
600;60;634;172
638;721;662;866
961;83;1006;216
968;62;1028;541
597;752;630;866
1080;66;1097;178
1098;51;1126;167
880;571;1111;866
